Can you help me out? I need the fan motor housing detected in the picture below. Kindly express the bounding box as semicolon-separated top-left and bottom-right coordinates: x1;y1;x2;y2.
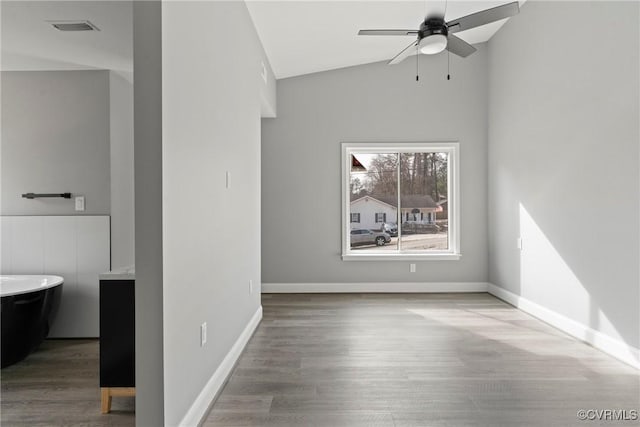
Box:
419;18;448;40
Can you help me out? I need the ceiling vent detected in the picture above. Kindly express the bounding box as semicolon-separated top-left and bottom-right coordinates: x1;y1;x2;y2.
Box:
48;20;100;32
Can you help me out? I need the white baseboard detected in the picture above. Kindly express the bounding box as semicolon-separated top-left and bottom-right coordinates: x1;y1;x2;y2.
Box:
262;282;489;293
178;305;263;427
487;284;640;370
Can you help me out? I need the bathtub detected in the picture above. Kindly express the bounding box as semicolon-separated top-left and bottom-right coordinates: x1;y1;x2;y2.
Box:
0;275;63;368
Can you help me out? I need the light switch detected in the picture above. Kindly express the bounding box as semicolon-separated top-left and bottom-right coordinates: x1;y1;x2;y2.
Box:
75;196;85;211
261;61;267;84
201;322;207;347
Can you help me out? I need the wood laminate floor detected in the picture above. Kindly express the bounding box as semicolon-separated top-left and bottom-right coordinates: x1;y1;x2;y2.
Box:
1;339;135;427
1;294;638;427
203;293;639;427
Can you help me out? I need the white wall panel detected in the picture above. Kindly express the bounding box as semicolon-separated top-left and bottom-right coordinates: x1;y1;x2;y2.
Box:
74;216;110;337
43;216;77;279
1;217;13;272
44;216;78;337
11;216;44;274
0;215;110;337
77;216;111;276
64;278;93;337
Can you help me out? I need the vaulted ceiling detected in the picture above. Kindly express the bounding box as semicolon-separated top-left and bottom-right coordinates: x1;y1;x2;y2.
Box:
1;1;523;79
246;1;526;78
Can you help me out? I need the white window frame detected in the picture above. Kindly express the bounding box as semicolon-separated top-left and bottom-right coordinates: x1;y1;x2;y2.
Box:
341;142;461;261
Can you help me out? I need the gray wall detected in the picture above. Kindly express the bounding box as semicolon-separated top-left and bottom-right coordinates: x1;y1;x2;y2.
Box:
110;70;135;269
161;1;266;424
262;49;488;284
488;1;639;348
1;70;110;216
133;2;164;425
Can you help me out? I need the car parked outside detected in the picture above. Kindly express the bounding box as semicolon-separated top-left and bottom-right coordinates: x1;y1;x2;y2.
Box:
350;229;392;247
382;222;398;237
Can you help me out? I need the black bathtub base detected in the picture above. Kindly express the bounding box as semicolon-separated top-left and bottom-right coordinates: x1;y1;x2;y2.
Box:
1;285;62;368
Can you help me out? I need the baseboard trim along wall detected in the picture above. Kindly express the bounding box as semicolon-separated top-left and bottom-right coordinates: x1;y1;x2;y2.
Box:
262;282;490;293
487;284;640;370
178;305;263;427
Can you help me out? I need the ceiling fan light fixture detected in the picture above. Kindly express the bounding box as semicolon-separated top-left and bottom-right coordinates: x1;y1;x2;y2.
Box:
420;34;448;55
359;1;519;64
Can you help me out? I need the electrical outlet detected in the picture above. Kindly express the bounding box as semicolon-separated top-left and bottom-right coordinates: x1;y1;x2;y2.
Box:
74;196;85;211
410;263;416;273
249;279;253;294
200;322;207;347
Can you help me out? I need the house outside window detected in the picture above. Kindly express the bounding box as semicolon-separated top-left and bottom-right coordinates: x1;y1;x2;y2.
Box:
342;142;460;260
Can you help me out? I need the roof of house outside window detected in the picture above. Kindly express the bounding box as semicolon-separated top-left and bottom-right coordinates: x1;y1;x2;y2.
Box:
351;194;438;209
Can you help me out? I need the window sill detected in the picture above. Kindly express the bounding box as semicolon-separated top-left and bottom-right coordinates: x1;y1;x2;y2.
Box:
341;253;461;261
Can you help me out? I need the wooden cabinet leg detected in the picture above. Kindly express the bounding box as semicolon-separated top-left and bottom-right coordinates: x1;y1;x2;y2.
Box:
100;387;134;414
101;388;112;414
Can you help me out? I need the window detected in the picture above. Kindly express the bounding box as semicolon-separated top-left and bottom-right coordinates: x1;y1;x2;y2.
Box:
342;142;460;260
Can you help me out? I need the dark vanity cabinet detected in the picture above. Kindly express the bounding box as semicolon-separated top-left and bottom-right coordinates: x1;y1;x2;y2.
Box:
99;278;135;413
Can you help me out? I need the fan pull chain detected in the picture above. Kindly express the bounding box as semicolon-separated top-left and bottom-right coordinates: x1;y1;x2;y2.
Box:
445;0;450;80
416;45;419;81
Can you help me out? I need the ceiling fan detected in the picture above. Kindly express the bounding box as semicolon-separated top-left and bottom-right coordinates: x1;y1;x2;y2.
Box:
358;2;520;65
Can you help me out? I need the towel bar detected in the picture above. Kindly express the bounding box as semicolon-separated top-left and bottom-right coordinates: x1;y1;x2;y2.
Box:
21;193;72;199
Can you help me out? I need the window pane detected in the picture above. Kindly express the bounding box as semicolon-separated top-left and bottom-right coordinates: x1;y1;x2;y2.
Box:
349;153;398;252
399;152;448;251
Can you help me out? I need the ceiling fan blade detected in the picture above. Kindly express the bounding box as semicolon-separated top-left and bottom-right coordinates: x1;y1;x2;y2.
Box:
359;29;419;36
446;1;519;34
446;34;477;58
388;40;419;65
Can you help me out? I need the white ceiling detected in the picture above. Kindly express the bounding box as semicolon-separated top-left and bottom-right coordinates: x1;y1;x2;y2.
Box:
246;0;525;79
1;1;132;73
1;1;522;79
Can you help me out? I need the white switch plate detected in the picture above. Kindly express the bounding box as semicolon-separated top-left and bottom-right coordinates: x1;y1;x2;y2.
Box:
410;263;416;273
74;196;85;211
260;61;267;84
517;237;523;250
225;171;231;189
200;322;207;347
249;279;253;294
